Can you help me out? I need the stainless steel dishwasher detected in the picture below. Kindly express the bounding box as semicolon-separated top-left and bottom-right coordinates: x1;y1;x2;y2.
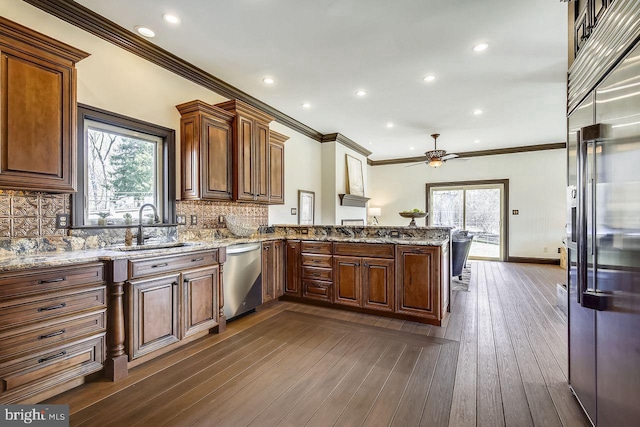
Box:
223;242;262;321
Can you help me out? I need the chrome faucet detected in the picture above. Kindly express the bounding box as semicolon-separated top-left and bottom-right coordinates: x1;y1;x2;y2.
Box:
137;203;159;245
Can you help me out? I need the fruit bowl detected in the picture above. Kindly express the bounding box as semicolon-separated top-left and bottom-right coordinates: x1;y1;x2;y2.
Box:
399;211;428;227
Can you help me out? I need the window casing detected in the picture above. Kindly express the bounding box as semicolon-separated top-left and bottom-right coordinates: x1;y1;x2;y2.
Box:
73;105;175;227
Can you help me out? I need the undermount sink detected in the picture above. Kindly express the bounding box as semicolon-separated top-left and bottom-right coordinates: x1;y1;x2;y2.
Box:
112;242;202;252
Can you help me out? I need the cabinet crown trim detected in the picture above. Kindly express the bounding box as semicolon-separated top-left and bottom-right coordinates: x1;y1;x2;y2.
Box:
215;99;274;124
269;130;290;144
0;16;89;63
175;100;235;121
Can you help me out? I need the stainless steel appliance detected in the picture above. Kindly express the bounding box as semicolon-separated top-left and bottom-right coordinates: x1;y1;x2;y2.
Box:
223;243;262;321
567;42;640;426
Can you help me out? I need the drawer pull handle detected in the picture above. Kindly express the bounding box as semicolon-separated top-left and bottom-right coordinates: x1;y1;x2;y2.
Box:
152;263;168;268
38;351;67;363
191;257;204;262
38;277;65;284
38;329;66;340
38;303;66;312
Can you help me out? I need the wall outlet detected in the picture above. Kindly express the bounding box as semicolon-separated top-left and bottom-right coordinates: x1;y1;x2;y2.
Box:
55;213;70;229
218;215;225;223
190;215;197;225
291;208;297;215
176;215;187;225
558;247;562;254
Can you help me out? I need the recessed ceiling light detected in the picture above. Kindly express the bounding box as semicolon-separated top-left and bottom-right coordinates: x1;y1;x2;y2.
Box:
302;103;311;109
163;14;180;24
135;26;155;37
263;77;275;85
473;109;483;115
386;122;394;128
474;140;480;143
355;90;367;97
423;75;436;82
473;43;489;52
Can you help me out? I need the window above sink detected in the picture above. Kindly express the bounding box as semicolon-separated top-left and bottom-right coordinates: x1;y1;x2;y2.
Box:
72;105;176;227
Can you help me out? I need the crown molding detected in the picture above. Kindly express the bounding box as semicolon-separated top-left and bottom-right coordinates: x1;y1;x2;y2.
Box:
321;133;372;157
369;142;566;166
22;0;324;142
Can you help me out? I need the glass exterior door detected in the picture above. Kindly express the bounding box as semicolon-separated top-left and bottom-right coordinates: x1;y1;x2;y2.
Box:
430;184;504;260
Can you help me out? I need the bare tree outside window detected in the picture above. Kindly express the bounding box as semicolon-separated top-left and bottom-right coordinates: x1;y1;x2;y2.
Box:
86;124;159;224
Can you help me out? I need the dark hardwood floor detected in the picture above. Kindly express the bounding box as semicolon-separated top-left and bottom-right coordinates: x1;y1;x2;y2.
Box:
47;262;589;426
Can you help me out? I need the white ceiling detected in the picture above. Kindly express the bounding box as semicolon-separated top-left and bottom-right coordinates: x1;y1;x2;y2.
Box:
76;0;568;160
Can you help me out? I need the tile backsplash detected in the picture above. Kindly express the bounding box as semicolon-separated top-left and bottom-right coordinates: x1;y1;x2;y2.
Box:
0;192;268;254
0;190;69;239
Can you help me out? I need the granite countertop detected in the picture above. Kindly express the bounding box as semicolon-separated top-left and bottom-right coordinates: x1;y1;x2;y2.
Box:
0;234;448;272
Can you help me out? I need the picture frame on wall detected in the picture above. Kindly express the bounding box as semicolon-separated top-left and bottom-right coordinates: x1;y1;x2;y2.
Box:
346;154;365;196
298;190;315;225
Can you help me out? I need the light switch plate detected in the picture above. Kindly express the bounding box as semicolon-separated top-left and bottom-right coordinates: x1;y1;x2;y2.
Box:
190;215;198;225
176;215;187;225
512;210;519;215
291;208;297;215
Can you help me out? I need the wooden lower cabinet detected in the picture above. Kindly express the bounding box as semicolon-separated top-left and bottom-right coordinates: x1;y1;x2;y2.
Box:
285;240;302;296
262;240;285;303
395;245;440;320
182;266;219;338
0;263;106;403
128;274;181;360
362;258;395;312
302;279;332;301
333;256;362;307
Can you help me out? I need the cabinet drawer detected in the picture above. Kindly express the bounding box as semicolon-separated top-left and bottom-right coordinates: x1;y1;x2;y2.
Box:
0;334;105;403
129;250;218;279
302;266;333;282
0;287;106;330
301;254;332;268
0;263;104;299
301;241;332;255
0;310;106;362
302;280;332;302
333;243;394;259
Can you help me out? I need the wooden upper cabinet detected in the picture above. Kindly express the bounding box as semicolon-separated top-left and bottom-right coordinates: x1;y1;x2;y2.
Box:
176;101;234;200
0;17;89;193
269;130;288;204
215;100;274;203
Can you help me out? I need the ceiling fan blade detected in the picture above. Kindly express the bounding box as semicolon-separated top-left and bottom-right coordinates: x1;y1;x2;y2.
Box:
442;153;459;160
405;162;426;168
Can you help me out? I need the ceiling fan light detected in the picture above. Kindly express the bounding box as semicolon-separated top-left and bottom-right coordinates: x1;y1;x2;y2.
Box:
429;159;443;168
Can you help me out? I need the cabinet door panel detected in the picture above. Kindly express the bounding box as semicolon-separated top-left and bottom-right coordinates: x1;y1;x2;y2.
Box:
255;121;270;202
236;116;255;201
0;51;75;192
183;267;218;338
180;116;199;199
395;246;440;319
269;141;285;204
202;116;232;200
128;275;180;359
362;258;394;312
333;256;361;307
285;241;301;296
262;242;275;303
274;240;285;297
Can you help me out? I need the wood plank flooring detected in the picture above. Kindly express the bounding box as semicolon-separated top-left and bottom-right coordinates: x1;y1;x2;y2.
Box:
46;262;590;426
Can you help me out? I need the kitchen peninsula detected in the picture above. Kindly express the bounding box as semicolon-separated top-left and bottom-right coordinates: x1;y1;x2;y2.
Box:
0;224;451;403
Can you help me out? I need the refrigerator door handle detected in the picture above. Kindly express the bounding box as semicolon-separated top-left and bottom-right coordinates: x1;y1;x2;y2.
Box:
591;177;596;256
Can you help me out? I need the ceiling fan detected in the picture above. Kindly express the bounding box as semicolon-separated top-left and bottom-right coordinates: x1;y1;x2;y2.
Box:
409;133;461;168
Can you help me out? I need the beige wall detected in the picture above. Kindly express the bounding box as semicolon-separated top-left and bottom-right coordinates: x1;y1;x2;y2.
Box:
369;149;566;259
2;0;323;225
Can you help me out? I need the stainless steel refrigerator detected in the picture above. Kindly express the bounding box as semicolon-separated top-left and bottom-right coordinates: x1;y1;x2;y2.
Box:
567;42;640;426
